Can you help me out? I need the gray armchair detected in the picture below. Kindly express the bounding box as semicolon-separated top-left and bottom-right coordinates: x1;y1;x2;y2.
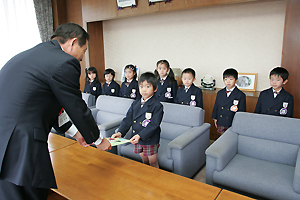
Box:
206;112;300;200
90;95;133;139
82;93;96;108
118;102;211;178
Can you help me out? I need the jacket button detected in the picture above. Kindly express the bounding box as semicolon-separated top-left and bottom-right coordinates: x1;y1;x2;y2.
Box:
221;107;224;109
220;115;222;117
275;110;277;112
226;117;228;119
140;122;142;124
134;121;136;123
133;130;135;133
181;102;183;104
267;109;270;111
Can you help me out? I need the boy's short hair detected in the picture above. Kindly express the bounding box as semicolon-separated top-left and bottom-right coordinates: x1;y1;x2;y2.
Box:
139;72;157;89
270;67;289;81
104;68;115;78
182;68;196;78
223;68;238;80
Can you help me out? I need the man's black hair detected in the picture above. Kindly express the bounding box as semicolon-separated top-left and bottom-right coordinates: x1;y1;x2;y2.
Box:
139;72;158;90
182;68;196;78
51;23;89;47
223;68;238;80
270;67;289;81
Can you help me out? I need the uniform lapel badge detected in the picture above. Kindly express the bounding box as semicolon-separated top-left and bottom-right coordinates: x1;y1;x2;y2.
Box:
190;95;196;106
280;102;288;115
230;100;239;112
165;87;172;98
130;89;136;98
142;112;152;127
111;88;115;93
93;86;96;91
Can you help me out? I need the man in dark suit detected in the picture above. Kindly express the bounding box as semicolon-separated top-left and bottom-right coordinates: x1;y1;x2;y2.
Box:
0;23;111;200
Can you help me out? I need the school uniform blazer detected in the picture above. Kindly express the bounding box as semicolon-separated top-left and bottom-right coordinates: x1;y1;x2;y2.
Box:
174;83;203;108
84;81;102;99
155;76;178;103
212;87;246;127
102;80;120;96
254;87;294;117
119;79;141;100
0;40;100;189
118;96;164;145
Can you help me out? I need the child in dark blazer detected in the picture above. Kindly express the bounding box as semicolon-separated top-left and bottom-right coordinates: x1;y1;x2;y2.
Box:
112;72;163;168
84;67;102;99
254;67;293;117
174;68;203;108
102;68;120;96
119;64;141;100
154;60;178;103
212;68;246;134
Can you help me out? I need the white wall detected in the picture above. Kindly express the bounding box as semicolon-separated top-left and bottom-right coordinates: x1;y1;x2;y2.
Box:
103;1;286;91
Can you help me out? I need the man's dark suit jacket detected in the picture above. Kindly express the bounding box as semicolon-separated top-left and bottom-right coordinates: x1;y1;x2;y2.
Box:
102;80;120;96
212;87;246;127
155;76;178;103
0;40;100;189
174;83;203;108
118;96;163;145
119;79;141;100
254;87;294;117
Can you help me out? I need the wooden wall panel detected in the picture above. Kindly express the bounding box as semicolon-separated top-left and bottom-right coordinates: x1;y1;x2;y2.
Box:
66;0;83;26
52;0;67;29
282;0;300;118
87;21;106;83
82;0;117;22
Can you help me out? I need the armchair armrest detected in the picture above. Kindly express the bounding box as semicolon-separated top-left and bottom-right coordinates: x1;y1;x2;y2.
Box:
98;118;123;131
90;108;98;121
293;148;300;193
205;128;238;171
168;124;210;158
167;123;211;178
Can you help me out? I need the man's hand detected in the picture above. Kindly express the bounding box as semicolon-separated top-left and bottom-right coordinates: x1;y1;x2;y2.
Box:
73;131;90;147
111;132;122;139
130;134;140;144
96;138;112;151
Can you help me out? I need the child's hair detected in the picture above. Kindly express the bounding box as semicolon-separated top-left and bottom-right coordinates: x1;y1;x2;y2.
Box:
103;68;115;79
124;64;137;81
85;66;99;84
182;68;196;78
269;67;289;81
139;72;158;90
154;59;176;84
223;68;238;80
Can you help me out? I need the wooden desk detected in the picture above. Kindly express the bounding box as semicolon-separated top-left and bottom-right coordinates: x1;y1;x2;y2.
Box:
50;143;221;200
216;190;255;200
48;133;76;153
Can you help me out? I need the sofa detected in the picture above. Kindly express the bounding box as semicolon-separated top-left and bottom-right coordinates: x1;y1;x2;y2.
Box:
90;95;133;139
118;102;211;178
205;112;300;200
82;92;96;108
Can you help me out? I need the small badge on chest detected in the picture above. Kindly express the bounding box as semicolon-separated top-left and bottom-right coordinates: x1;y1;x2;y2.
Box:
280;102;288;115
142;112;152;127
130;89;136;98
111;89;115;93
230;100;239;112
165;87;172;98
190;95;196;106
93;86;96;91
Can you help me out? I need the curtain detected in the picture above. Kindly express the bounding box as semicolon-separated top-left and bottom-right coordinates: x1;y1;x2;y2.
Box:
0;0;41;69
33;0;54;42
